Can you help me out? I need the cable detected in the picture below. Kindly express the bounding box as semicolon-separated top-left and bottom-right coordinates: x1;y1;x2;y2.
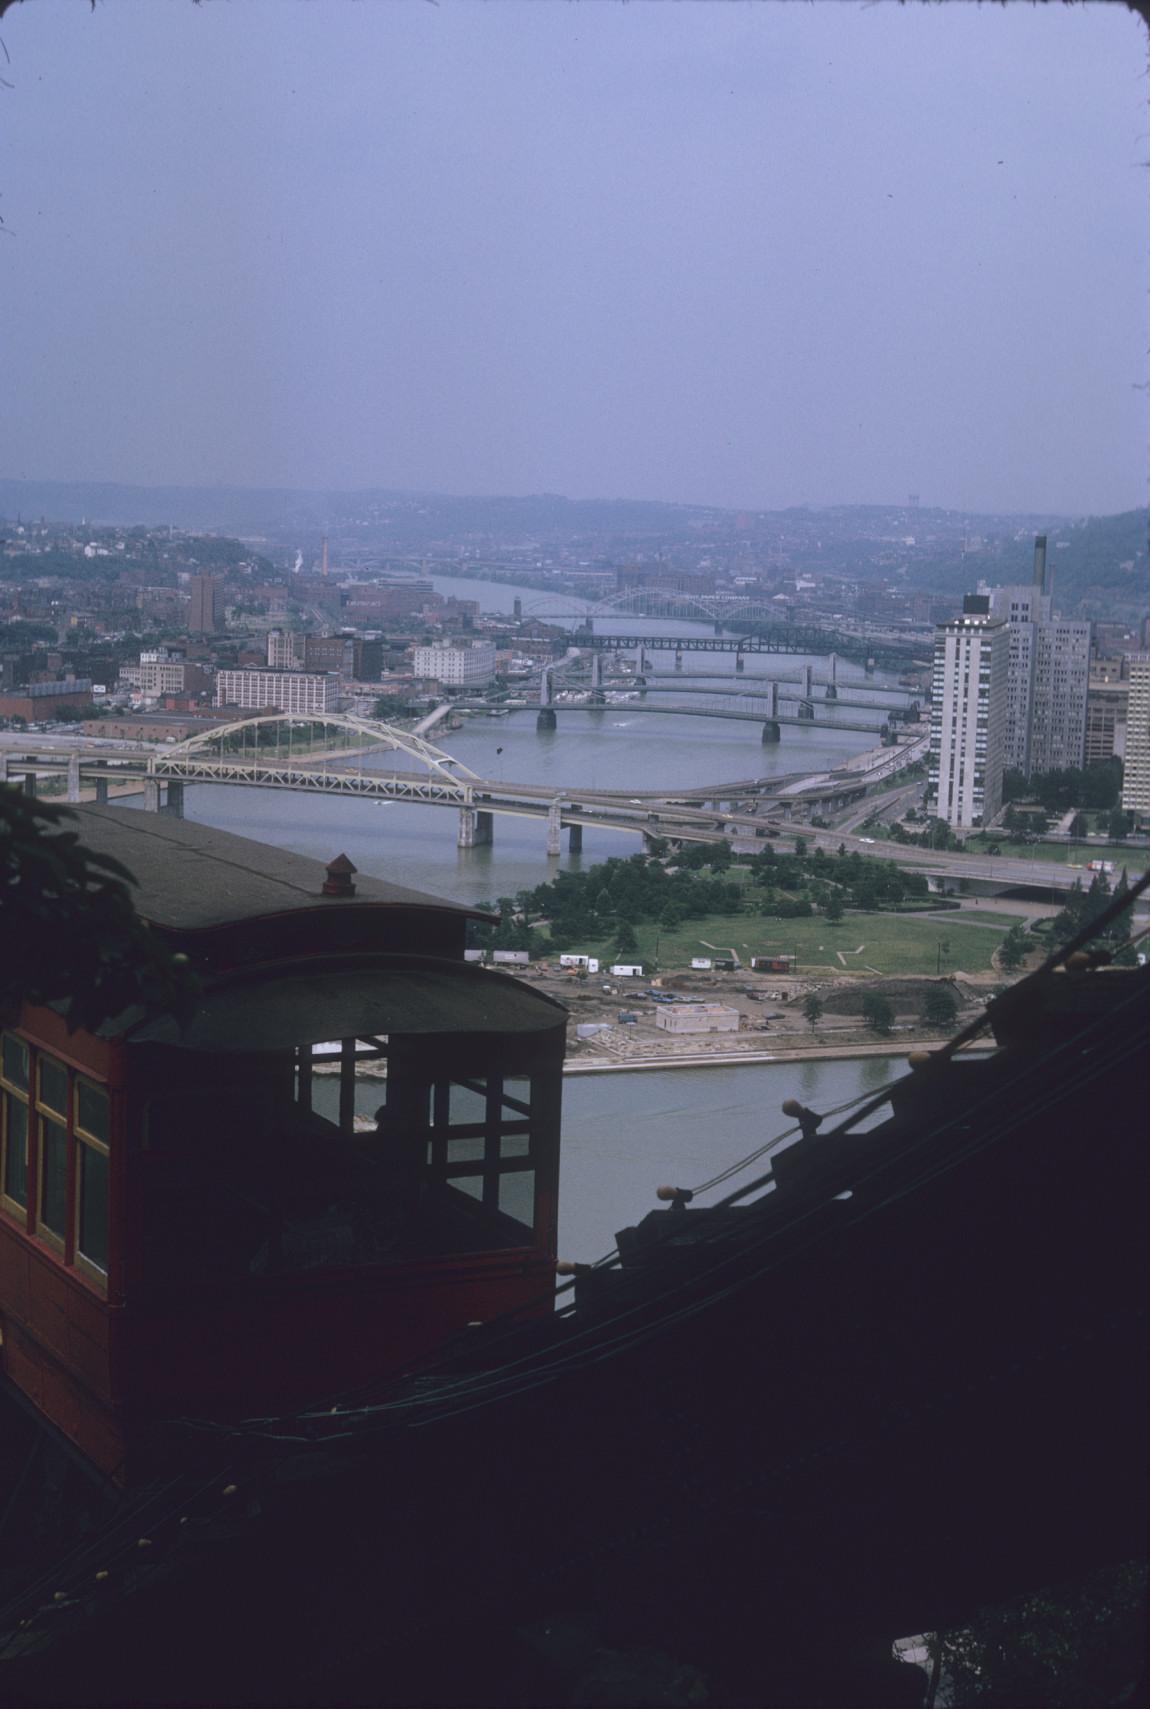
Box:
198;977;1148;1444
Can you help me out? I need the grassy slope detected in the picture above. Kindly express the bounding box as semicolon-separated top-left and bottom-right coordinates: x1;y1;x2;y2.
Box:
558;908;1027;977
963;834;1145;868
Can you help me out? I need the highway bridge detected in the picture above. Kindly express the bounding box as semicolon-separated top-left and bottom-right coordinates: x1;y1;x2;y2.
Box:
0;721;1120;897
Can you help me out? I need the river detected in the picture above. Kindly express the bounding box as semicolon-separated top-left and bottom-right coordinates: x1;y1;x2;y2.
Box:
128;575;916;1254
164;573;907;908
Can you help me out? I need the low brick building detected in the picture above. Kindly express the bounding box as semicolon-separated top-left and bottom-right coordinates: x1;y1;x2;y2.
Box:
0;679;93;721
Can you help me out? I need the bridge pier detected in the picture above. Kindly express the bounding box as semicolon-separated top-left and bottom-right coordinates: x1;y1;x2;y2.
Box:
825;654;838;700
144;777;161;813
94;775;109;804
66;753;81;804
735;651;745;673
23;771;37;798
458;807;494;849
797;702;815;721
589;652;605;706
0;753;9;786
165;780;185;819
761;722;781;743
568;823;583;854
546;800;563;857
536;708;557;732
674;650;683;672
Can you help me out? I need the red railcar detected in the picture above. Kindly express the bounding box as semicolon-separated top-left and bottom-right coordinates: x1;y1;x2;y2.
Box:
0;806;567;1481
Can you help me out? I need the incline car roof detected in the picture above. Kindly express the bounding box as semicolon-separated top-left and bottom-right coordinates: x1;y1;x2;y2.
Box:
57;805;488;930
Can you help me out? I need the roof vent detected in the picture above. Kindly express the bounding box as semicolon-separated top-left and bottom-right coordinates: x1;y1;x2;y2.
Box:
322;853;357;898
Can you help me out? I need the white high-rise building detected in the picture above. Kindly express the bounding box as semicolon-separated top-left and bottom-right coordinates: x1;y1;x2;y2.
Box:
928;596;1010;829
1120;655;1150;821
215;669;336;715
410;641;496;688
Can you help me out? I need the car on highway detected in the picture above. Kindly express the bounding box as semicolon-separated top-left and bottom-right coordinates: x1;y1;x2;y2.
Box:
858;836;876;844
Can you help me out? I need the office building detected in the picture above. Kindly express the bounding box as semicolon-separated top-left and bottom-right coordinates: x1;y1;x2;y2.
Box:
214;669;336;716
303;634;354;675
266;630;303;671
1084;657;1130;768
410;641;497;689
120;650;209;700
981;537;1089;778
188;575;223;636
1120;655;1150;821
927;595;1010;829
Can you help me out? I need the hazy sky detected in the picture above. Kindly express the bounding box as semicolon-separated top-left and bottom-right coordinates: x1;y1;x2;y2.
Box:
2;1;1146;516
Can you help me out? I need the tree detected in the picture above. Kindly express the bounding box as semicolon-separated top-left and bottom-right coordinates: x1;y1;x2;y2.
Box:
613;919;639;957
998;924;1028;971
823;893;845;925
802;993;824;1028
794;836;808;859
923;985;958;1029
1;790;196;1031
931;1559;1146;1708
1107;807;1129;841
861;993;895;1034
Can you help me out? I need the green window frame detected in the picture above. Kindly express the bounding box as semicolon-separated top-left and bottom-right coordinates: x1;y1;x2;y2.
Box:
35;1056;69;1249
74;1078;110;1281
0;1033;30;1216
0;1037;110;1291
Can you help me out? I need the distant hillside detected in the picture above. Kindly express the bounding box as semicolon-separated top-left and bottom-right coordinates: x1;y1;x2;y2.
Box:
1;476;1144;615
0;478;724;539
900;509;1150;617
0;479;335;533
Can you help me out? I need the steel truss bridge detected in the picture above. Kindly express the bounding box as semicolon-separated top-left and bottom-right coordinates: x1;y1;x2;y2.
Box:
0;714;909;855
0;720;1100;894
331;559;932;659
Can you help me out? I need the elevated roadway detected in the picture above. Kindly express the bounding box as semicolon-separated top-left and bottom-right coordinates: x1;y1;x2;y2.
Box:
4;725;1115;896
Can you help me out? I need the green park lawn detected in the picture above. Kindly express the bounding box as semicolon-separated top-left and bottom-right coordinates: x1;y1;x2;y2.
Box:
963;834;1145;868
558;908;1028;978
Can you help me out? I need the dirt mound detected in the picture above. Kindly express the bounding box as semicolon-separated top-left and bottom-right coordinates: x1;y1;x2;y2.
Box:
819;976;960;1017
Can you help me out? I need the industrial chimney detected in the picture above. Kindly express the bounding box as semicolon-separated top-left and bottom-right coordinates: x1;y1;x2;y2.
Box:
1032;534;1047;595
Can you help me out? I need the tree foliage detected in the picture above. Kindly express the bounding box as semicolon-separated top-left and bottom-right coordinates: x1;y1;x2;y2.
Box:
1;789;197;1031
923;984;958;1029
861;992;895;1034
932;1559;1146;1707
998;923;1028;972
1003;760;1122;814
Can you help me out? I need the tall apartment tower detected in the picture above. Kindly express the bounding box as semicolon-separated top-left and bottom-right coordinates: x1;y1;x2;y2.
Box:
188;575;223;636
1120;655;1150;822
928;595;1010;829
981;536;1089;778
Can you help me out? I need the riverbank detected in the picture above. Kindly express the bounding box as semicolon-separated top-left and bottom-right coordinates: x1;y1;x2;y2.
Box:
564;1034;995;1075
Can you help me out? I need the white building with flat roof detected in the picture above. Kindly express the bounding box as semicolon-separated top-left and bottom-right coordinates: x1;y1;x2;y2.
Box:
411;641;497;689
655;1003;740;1034
214;669;337;715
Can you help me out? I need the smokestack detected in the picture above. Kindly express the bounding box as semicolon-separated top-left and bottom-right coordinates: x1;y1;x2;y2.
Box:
1032;534;1047;595
322;535;329;580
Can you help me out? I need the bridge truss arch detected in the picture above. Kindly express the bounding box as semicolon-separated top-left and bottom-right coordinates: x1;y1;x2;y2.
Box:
159;711;481;784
